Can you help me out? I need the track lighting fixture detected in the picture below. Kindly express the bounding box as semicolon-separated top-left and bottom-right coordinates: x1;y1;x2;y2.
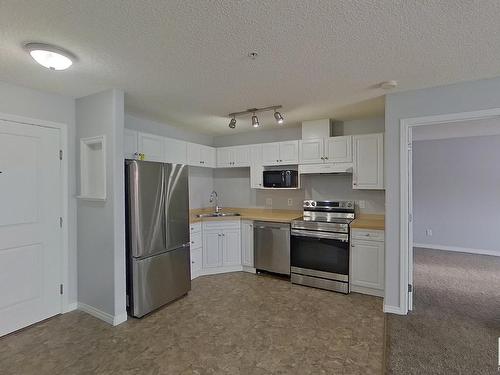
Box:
227;105;284;129
274;110;284;124
251;113;260;128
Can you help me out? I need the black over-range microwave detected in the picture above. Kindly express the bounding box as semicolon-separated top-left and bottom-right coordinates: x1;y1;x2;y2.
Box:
263;170;298;188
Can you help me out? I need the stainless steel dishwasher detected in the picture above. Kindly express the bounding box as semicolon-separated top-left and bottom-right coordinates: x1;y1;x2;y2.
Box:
254;221;290;275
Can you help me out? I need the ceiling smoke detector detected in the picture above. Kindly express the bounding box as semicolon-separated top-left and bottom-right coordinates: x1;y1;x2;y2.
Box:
248;52;258;60
379;80;398;90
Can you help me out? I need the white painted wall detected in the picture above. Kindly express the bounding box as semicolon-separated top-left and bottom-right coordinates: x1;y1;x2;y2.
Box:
189;167;214;209
385;75;500;311
76;89;126;322
412;135;500;255
331;117;385;136
0;80;77;307
213;168;384;213
212;126;302;147
125;113;213;146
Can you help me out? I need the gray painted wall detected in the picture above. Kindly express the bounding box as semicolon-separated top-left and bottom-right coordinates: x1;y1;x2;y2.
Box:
413;136;500;255
0;80;77;306
189;167;214;209
212;126;302;147
125;113;213;146
332;117;385;136
77;89;126;319
385;75;500;311
213;168;384;213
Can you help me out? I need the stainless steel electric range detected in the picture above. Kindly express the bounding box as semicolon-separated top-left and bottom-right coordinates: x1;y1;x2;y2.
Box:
290;200;355;294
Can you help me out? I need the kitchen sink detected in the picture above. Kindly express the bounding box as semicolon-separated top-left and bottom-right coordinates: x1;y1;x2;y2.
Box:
196;212;241;218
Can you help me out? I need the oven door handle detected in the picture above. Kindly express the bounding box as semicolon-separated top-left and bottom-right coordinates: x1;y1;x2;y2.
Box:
291;229;349;242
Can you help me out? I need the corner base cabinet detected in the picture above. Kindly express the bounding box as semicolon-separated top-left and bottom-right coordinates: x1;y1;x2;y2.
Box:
202;220;241;272
350;229;384;297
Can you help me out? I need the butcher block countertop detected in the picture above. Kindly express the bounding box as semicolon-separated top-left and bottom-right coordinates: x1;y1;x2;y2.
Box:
190;207;302;224
350;214;385;230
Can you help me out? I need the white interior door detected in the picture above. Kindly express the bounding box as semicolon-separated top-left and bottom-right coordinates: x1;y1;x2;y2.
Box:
0;120;62;336
408;128;414;311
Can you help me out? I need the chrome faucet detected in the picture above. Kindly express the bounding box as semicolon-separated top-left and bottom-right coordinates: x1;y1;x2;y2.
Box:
209;190;221;213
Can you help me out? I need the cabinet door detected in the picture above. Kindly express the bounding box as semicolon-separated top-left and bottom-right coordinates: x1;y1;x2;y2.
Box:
241;221;254;267
124;129;138;159
203;230;222;268
138;132;165;162
279;141;299;164
187;143;202;167
299;138;324;164
262;143;280;166
353;133;384;189
233;146;250;167
164;137;187;164
222;229;241;266
217;147;233;167
201;145;216;168
250;144;263;188
351;240;384;290
325;136;352;163
190;247;202;278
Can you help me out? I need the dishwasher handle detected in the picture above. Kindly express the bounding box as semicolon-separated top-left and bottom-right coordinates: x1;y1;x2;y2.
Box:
254;221;290;231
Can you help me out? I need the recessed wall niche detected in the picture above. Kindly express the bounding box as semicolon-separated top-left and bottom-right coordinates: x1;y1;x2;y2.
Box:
78;135;106;201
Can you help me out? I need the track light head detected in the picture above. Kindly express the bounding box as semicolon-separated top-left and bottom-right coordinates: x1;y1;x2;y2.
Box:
228;117;236;129
274;110;284;124
251;114;260;128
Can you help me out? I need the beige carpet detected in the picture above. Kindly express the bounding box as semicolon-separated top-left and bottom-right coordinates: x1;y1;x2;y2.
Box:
1;272;384;374
385;248;500;374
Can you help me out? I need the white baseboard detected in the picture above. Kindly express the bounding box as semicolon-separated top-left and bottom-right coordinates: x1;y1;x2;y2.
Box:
413;243;500;257
242;266;256;274
383;304;406;315
63;302;78;313
78;303;127;326
198;265;244;277
350;285;384;298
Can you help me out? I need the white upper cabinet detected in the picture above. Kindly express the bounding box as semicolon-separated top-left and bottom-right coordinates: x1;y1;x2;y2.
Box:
164;137;187;164
250;144;263;189
262;141;299;166
352;133;384;189
299;136;352;164
124;129;138;159
299;138;324;164
325;136;352;163
138;132;165;162
279;141;299;164
216;145;250;167
262;142;280;165
188;143;216;168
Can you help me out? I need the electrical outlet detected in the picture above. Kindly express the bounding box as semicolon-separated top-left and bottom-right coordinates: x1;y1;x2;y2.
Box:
358;200;366;209
426;228;433;236
287;198;293;206
265;198;272;206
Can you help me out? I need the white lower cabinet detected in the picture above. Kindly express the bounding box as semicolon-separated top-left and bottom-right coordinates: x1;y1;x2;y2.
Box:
350;229;384;297
241;220;254;270
201;220;241;273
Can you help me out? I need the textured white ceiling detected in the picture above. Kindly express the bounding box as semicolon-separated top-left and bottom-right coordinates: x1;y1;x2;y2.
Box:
1;1;500;134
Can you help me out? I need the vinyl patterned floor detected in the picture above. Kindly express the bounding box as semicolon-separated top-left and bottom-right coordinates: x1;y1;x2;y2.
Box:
0;272;384;375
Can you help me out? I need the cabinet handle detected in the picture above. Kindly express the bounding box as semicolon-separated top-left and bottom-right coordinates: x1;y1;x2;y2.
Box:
351;244;355;247
325;157;328;160
191;261;195;264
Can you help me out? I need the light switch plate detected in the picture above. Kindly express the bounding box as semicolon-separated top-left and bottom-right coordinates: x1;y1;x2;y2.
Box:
358;200;366;209
265;198;272;206
287;198;293;206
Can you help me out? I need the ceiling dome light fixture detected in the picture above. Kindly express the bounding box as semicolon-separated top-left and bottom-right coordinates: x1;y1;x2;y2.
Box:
227;105;284;129
24;43;75;70
274;110;284;124
379;80;398;90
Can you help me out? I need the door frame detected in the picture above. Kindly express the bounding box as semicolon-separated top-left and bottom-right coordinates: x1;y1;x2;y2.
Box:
399;107;500;315
0;111;71;313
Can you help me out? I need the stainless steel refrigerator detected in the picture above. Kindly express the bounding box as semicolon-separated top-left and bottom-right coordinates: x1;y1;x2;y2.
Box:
125;160;191;318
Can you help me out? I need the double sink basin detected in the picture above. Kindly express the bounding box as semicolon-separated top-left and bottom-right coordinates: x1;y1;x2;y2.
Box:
196;212;241;218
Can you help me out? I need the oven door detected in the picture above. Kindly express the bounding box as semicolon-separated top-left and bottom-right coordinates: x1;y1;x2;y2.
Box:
290;229;349;278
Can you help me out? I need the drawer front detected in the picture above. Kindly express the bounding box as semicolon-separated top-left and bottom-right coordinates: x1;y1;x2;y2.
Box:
191;248;202;273
351;229;384;242
202;220;241;231
190;222;201;233
190;231;202;249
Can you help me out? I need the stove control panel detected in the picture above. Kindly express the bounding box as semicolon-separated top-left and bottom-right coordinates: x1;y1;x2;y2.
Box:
303;200;354;210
